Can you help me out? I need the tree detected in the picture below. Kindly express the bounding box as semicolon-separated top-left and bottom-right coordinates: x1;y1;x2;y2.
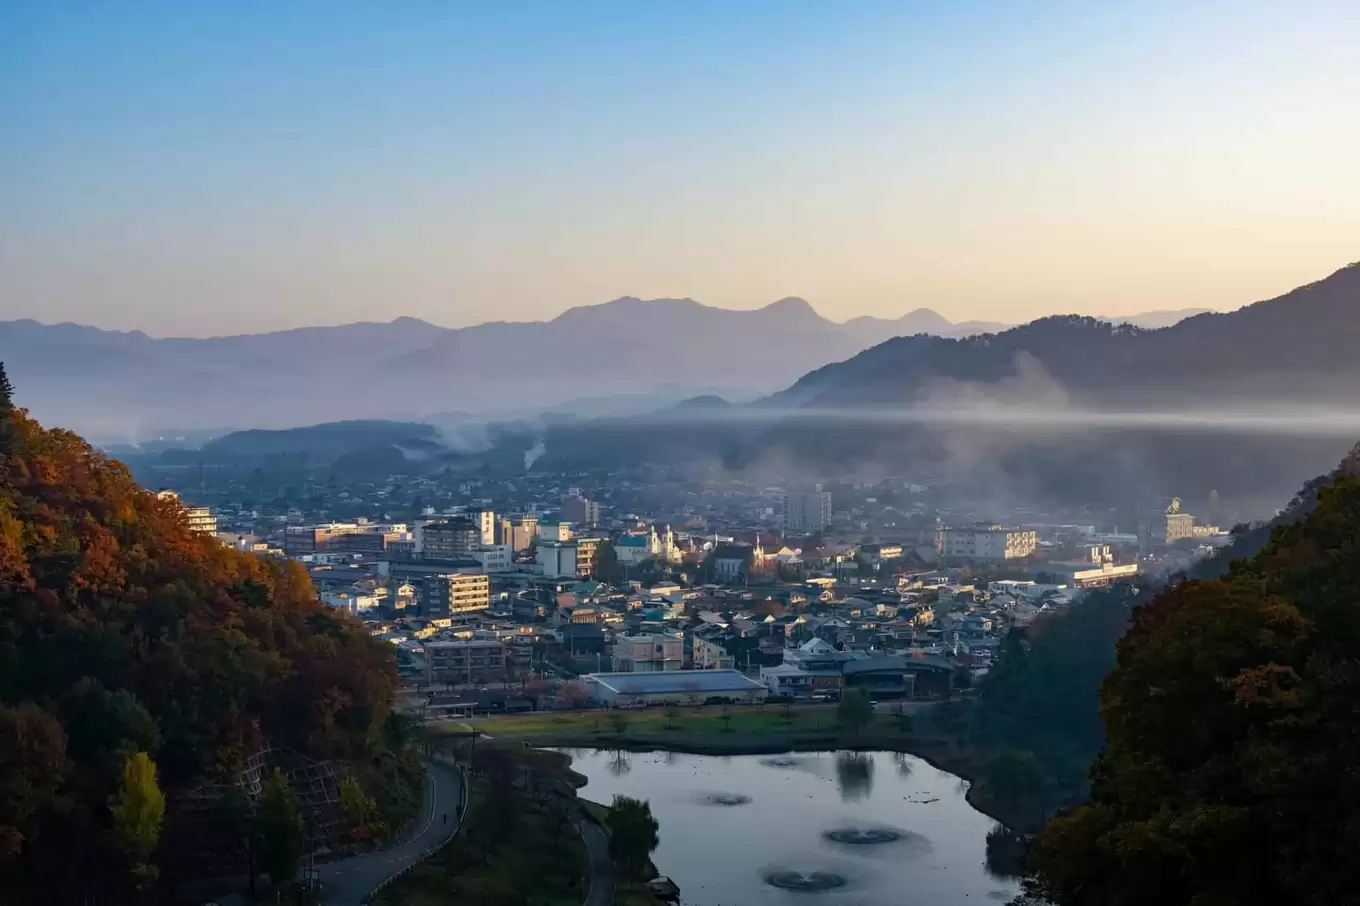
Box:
338;774;375;835
109;751;165;885
837;688;873;737
981;748;1042;813
592;540;624;584
892;702;913;735
663;702;681;730
1024;475;1360;906
606;795;660;880
719;704;734;732
258;768;304;885
608;711;631;738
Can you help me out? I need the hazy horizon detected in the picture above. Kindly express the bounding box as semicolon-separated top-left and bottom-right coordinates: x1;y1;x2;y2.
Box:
4;2;1358;336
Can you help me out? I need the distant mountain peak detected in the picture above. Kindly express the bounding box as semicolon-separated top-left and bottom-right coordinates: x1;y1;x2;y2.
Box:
759;297;825;322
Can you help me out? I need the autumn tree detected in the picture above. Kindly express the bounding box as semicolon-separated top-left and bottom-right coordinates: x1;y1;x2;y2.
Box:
109;751;165;886
606;795;660;880
258;769;304;885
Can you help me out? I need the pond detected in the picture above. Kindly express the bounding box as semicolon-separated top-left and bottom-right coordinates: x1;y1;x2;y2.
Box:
562;748;1020;906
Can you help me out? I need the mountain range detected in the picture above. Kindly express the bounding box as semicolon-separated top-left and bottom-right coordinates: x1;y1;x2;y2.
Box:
0;299;1208;440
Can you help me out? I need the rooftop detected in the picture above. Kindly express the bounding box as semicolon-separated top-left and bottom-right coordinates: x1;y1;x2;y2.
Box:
587;669;766;696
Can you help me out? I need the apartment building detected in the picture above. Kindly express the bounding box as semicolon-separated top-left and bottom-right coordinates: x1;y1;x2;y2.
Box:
784;491;832;532
156;490;218;534
419;572;491;616
422;518;481;558
424;639;509;681
938;523;1037;561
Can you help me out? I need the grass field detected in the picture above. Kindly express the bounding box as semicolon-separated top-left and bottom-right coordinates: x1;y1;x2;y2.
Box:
448;703;916;751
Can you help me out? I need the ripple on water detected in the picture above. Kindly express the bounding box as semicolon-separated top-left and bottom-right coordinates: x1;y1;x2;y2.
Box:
762;869;849;892
694;791;752;807
760;756;801;768
822;824;933;855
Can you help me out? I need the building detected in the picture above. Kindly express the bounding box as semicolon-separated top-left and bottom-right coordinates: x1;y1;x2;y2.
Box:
156;490;219;534
692;635;735;670
938;524;1037;561
710;543;756;582
472;544;514;572
470;509;496;547
419;573;491;616
423;519;481;558
498;515;540;551
612;632;684;672
537;537;603;579
615;532;654;566
585;669;767;706
784;491;832;533
537;521;573;543
425;639;510;681
1140;497;1218;548
284;521;407;556
560;494;600;527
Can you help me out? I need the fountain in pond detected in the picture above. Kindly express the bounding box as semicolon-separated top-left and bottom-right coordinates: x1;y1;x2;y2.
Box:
762;869;849;892
695;791;752;806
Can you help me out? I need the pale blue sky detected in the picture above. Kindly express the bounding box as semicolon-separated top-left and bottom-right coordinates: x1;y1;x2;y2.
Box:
2;1;1357;336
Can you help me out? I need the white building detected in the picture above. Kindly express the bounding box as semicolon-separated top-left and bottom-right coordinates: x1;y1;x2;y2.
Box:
156;490;218;534
784;491;832;533
470;509;497;547
537;521;573;543
938;524;1037;561
473;544;514;572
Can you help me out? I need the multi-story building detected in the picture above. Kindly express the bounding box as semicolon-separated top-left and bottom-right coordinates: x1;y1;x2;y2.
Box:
560;494;600;527
537;521;572;543
536;536;603;579
283;521;407;556
784;491;832;533
156;490;219;534
422;518;481;558
499;515;539;551
419;572;491;616
938;524;1037;561
1140;498;1216;548
612;632;684;672
470;509;496;547
424;639;509;681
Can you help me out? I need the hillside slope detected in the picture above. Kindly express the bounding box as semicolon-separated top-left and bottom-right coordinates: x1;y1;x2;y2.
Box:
0;369;401;901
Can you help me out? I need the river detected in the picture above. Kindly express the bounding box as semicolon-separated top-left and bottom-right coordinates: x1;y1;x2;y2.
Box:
562;748;1020;906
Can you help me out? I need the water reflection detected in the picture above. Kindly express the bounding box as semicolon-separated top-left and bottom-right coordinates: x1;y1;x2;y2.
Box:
561;749;1020;906
607;749;631;776
834;751;874;801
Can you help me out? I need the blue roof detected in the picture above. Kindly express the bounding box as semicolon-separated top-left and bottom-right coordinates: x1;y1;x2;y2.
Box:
588;670;765;695
616;535;649;547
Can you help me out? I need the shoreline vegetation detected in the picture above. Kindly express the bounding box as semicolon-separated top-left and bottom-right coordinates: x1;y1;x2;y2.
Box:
433;701;1043;833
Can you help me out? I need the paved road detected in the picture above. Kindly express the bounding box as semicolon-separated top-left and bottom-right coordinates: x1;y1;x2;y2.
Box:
318;758;464;906
578;815;616;906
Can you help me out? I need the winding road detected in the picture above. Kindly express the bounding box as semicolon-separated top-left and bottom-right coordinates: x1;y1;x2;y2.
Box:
317;758;465;906
579;815;616;906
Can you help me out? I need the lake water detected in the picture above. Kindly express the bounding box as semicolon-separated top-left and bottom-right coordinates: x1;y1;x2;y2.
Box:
561;748;1020;906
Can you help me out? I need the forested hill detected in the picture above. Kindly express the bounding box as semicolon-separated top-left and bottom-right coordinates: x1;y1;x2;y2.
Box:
0;368;401;901
1021;446;1360;904
770;261;1360;408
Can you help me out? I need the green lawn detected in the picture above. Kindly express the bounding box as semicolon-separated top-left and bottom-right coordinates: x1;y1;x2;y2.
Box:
461;703;912;749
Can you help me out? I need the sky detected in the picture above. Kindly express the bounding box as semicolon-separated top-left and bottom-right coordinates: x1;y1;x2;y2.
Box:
2;1;1358;337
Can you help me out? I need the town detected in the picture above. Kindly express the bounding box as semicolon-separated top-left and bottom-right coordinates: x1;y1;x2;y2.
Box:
155;469;1235;715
